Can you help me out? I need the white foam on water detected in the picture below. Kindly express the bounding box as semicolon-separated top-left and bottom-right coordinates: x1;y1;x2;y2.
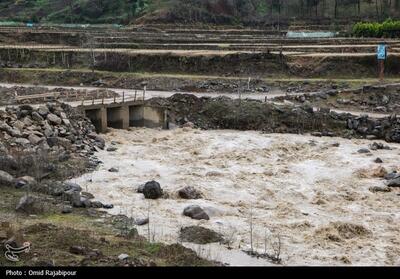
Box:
71;128;400;266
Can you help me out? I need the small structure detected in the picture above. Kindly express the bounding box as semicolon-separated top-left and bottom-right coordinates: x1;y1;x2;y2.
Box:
78;100;169;133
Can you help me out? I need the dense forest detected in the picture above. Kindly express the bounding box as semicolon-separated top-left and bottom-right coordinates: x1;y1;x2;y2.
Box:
0;0;399;26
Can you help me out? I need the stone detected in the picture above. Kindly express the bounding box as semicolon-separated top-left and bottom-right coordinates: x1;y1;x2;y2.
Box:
103;204;114;209
28;134;42;145
374;158;383;164
69;246;87;255
64;189;82;207
15;195;41;214
357;148;370;154
183;205;210;220
47;113;62;125
384;172;400;180
90;201;103;208
0;170;14;186
80;197;92;208
63;182;82;192
142;181;163;199
135;218;149;226
182;122;195;128
179;226;224;244
14;137;30;146
61;205;73;214
178;186;202;199
81;192;94;200
369;186;391;193
387;177;400;188
14;176;37;189
106;147;118;152
31;112;44;122
88;133;105;150
108;167;119;173
37;106;49;117
370;142;391;150
118;254;130;261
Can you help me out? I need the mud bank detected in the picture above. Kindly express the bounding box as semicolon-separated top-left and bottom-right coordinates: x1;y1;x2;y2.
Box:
148;94;400;143
72;128;400;266
0;68;353;94
273;83;400;114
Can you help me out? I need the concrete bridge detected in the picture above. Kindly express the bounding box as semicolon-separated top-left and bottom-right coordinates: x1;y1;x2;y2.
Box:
78;100;168;133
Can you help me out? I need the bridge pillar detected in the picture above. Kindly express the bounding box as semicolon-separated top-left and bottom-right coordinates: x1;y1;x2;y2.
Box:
107;105;129;129
84;107;107;133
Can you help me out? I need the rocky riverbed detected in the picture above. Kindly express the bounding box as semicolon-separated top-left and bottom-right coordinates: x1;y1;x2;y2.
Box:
71;127;400;266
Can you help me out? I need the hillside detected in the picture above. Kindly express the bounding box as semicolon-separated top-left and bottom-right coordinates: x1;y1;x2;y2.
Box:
0;0;399;27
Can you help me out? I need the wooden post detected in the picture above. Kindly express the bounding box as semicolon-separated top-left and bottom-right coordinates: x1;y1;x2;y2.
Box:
92;96;94;105
143;86;146;101
379;60;385;82
122;91;125;103
102;93;104;105
134;90;137;102
113;95;116;103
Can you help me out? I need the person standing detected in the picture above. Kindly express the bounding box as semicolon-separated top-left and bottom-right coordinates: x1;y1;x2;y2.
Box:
377;42;388;82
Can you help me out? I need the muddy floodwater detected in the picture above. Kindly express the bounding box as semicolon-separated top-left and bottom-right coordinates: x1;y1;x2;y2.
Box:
72;128;400;266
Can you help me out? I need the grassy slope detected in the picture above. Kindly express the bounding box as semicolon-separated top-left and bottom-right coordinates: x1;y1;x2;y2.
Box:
0;0;399;26
0;187;215;267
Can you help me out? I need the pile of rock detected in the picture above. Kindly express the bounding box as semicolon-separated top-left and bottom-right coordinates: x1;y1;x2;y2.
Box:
0;102;105;157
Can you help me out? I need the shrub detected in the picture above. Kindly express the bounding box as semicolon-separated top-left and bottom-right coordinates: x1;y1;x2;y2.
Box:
353;19;400;38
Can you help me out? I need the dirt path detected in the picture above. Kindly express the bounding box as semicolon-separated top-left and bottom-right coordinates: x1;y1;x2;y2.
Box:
0;82;392;118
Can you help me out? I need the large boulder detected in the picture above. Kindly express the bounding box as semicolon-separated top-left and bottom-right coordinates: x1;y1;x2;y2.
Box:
142;181;163;199
88;132;105;150
179;226;224;244
183;205;209;220
387;177;400;187
47;113;62;125
0;170;14;186
178;186;202;199
63;182;82;192
14;176;37;189
64;189;82;207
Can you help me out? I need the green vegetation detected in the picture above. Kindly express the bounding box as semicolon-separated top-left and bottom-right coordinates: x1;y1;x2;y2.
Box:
0;0;400;26
353;19;400;38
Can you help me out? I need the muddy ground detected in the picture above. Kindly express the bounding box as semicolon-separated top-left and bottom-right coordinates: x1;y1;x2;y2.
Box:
272;84;400;114
0;68;356;94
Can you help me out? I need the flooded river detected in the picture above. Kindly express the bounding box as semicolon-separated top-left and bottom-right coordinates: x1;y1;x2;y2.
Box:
71;128;400;266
